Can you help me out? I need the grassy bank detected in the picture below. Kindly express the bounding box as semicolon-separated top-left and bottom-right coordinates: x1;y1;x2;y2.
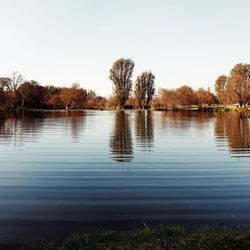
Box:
23;226;250;250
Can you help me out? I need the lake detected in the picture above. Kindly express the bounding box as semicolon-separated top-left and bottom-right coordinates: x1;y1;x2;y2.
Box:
0;110;250;246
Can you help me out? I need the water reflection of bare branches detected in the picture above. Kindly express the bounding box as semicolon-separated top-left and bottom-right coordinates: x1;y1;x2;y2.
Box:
110;111;133;162
135;110;154;151
215;112;250;157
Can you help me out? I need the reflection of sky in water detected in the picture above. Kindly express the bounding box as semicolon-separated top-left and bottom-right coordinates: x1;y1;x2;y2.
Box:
0;110;250;244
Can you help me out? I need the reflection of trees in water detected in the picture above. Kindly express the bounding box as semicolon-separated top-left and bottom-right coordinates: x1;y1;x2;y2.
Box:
0;112;18;139
110;111;133;162
215;112;250;157
135;110;154;150
161;111;214;131
0;112;44;147
64;111;86;143
0;111;86;146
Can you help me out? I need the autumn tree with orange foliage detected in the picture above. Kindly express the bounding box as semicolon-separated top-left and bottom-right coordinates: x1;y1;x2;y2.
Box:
106;96;119;109
84;90;107;109
195;88;216;109
44;86;62;109
214;63;250;108
0;62;250;111
215;75;228;105
46;94;62;109
60;83;87;109
227;63;250;107
159;89;178;110
176;85;197;108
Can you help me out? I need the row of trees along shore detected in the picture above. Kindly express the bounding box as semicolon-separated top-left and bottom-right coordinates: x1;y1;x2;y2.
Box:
0;59;249;111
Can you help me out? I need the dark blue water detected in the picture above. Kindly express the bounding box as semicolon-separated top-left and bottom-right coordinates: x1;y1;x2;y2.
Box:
0;110;249;245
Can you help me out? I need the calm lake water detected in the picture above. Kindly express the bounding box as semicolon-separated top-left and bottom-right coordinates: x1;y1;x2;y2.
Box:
0;110;250;245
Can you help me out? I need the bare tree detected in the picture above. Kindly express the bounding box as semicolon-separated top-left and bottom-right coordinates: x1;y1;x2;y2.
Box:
0;72;25;108
145;71;155;108
9;72;25;91
134;74;146;109
0;77;11;91
134;71;155;109
109;58;135;109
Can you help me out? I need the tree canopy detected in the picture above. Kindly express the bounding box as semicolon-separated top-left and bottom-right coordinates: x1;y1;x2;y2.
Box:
109;58;135;109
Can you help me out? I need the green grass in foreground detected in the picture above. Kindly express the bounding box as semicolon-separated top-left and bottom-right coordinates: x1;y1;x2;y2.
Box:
23;225;250;250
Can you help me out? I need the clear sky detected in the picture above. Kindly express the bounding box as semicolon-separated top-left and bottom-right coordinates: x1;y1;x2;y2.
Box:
0;0;249;96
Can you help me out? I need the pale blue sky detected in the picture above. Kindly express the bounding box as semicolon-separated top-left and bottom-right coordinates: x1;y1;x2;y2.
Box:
0;0;249;96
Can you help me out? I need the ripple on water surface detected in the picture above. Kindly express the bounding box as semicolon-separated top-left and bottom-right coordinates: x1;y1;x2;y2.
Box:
0;110;250;244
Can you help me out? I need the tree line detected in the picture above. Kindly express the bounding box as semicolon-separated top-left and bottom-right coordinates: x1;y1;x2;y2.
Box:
156;63;250;110
0;59;249;111
0;73;107;110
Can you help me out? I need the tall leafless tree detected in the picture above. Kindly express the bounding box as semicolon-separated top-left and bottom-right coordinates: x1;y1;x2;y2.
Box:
134;74;146;109
134;71;155;109
0;77;11;91
109;58;135;109
9;72;25;91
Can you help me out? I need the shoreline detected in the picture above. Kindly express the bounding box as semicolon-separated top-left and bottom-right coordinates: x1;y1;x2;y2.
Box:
0;106;249;113
17;225;250;250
